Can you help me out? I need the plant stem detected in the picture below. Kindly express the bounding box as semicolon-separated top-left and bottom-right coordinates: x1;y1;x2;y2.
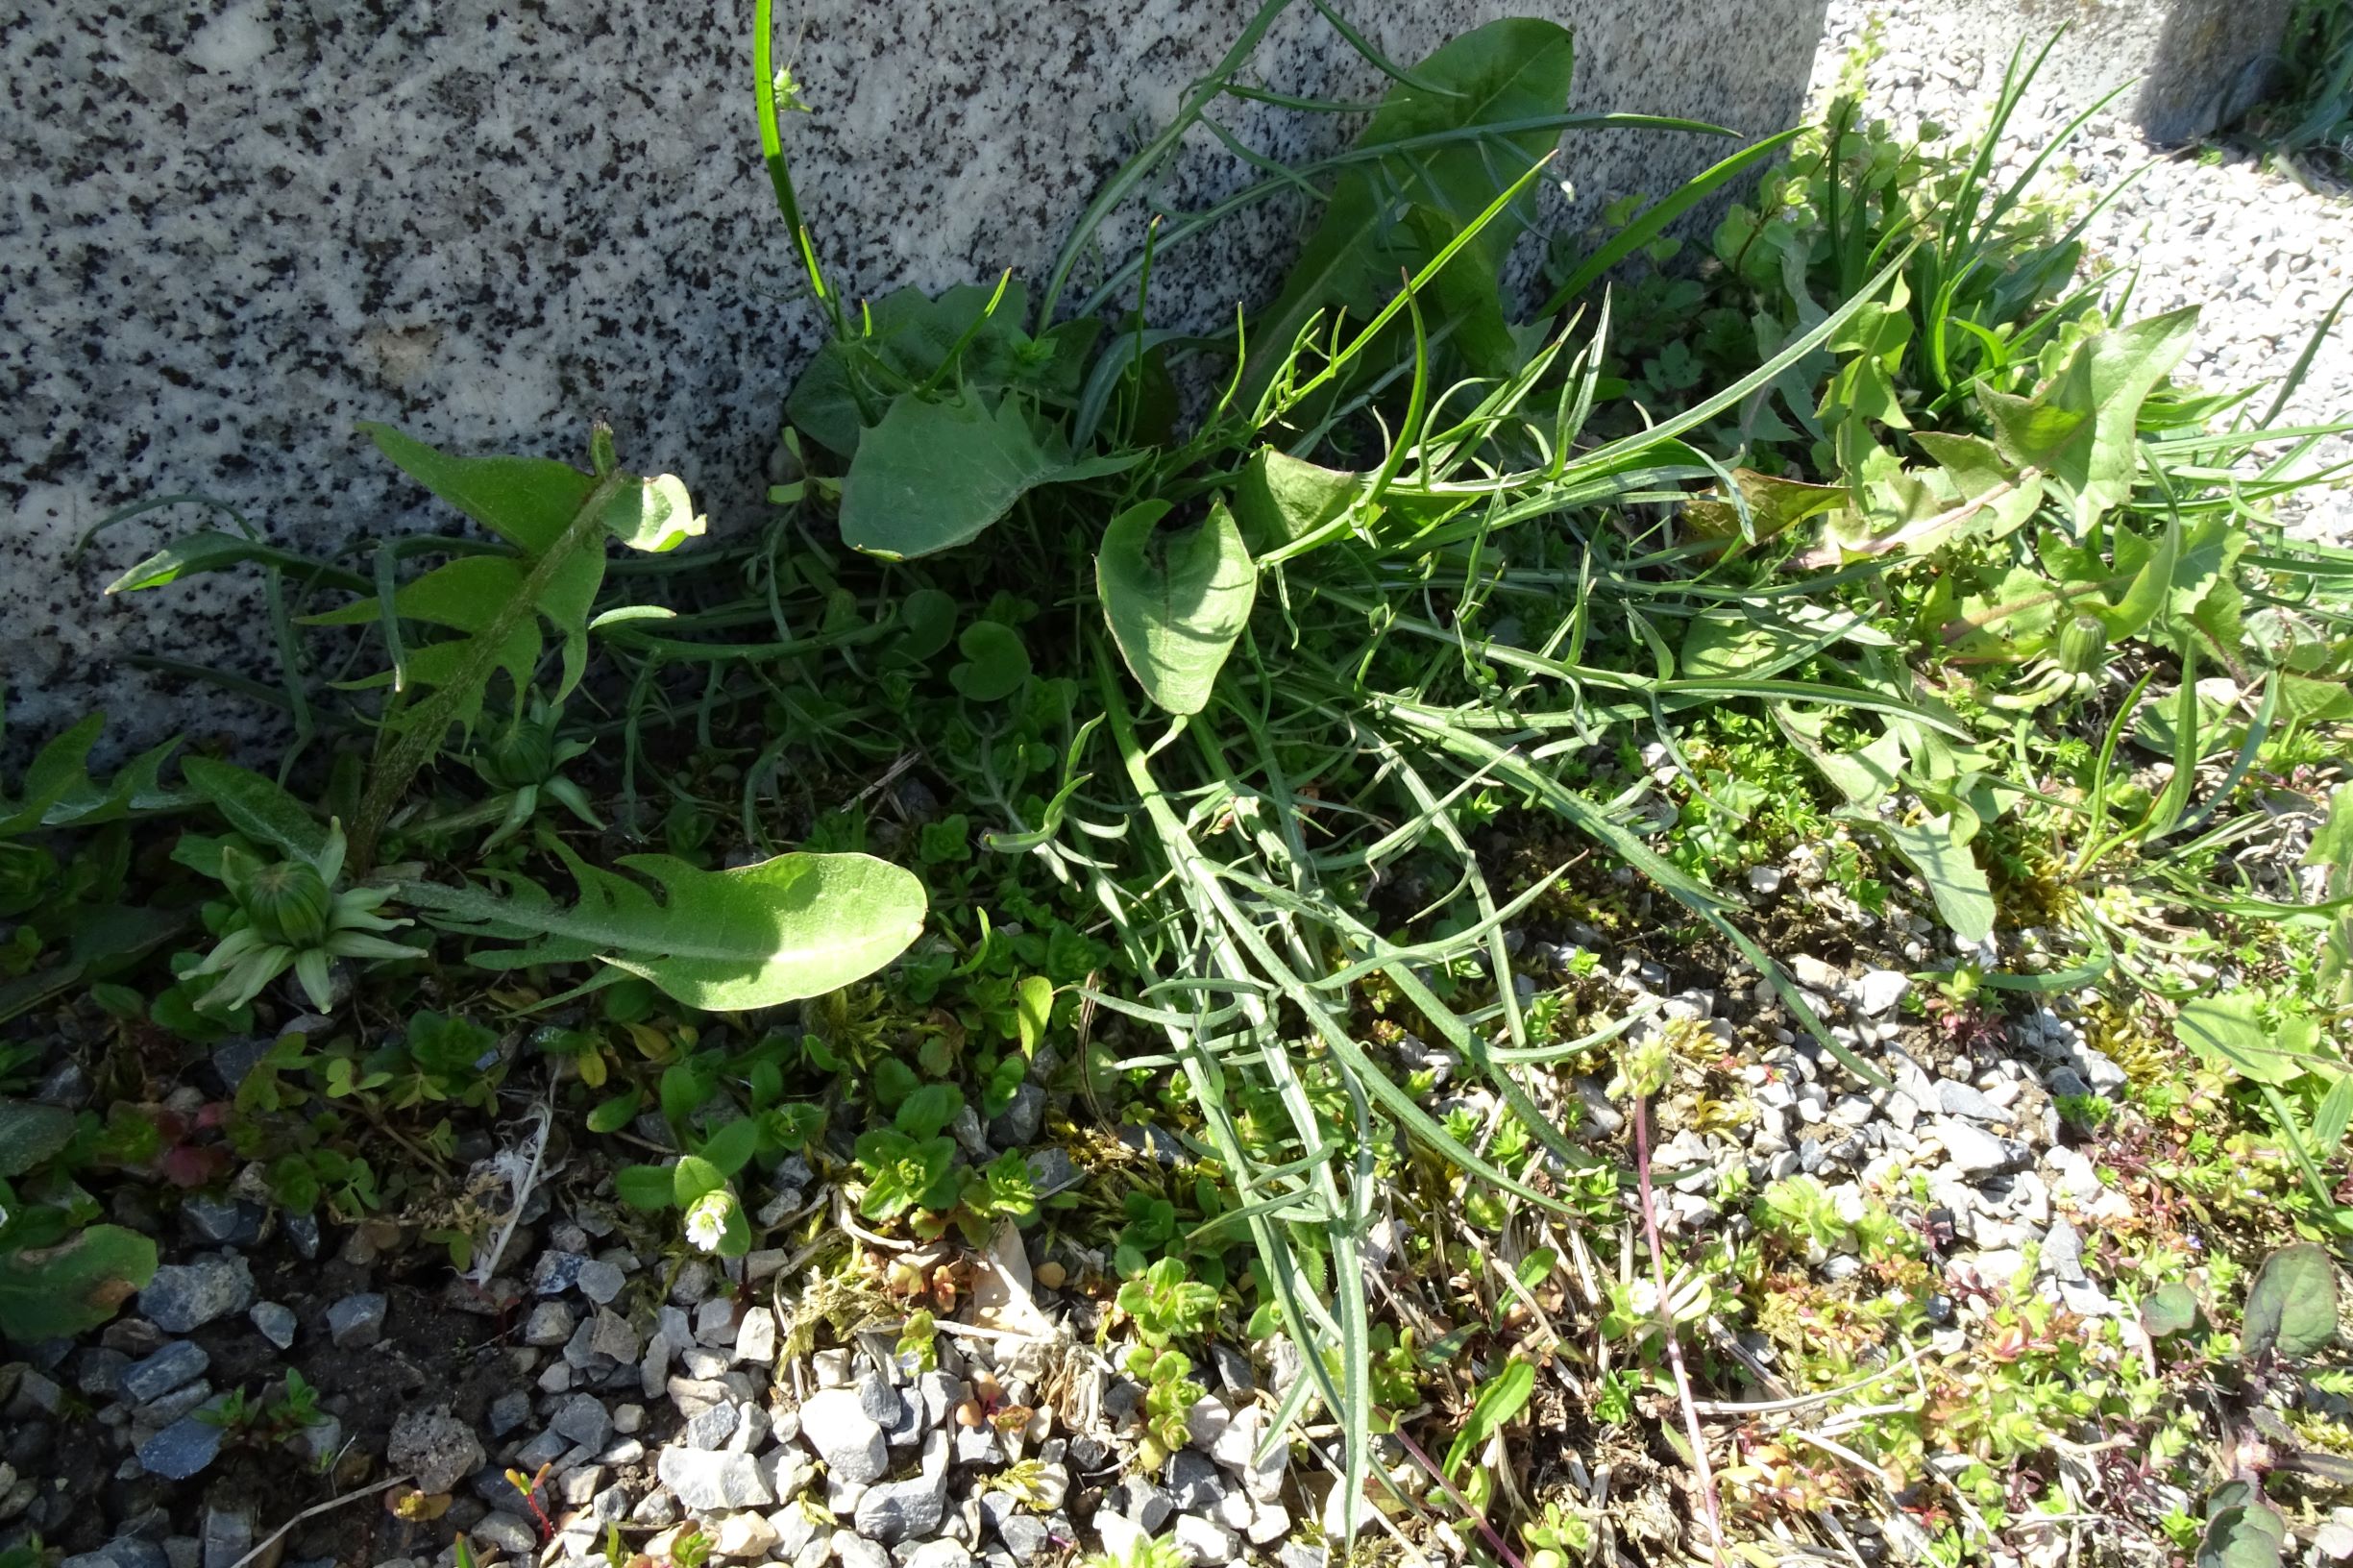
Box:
350;468;628;873
1631;1087;1728;1567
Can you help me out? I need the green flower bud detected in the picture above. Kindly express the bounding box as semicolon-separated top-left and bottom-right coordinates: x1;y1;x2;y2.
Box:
239;857;332;947
482;717;556;789
2055;614;2108;677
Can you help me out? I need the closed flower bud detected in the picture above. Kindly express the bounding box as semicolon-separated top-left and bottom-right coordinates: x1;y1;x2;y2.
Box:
240;857;332;947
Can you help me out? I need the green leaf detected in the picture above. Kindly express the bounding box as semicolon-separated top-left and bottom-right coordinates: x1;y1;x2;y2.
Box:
1014;975;1053;1060
2176;992;2309;1086
2243;1242;2338;1361
1243;18;1577;406
587;1091;642;1135
1679;468;1844;548
838;392;1137;560
398;846;926;1012
363;422;601;553
2307;784;2353;892
0;1100;77;1178
0;706;187;841
895;1085;964;1142
1861;814;1994;943
614;1164;674;1210
182;757;331;870
948;623;1032;702
0;1224;158;1340
672;1154;726;1208
1443;1357;1536;1478
106;531;372;597
698;1117;761;1178
1096;498;1260;717
2198;1501;2286;1568
2142;1282;2201;1337
1976;307;2198;528
1233;448;1367;550
893;589;961;664
2313;1074;2353;1158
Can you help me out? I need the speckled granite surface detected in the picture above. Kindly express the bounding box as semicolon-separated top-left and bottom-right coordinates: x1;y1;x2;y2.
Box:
2;0;1828;747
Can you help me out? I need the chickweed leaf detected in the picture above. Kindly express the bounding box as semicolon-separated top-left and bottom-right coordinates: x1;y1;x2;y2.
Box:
672;1155;726;1208
614;1164;674;1211
698;1117;761;1179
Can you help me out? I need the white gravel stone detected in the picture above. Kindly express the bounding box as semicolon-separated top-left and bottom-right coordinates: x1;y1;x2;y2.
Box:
797;1388;889;1485
656;1448;774;1512
1173;1514;1240;1566
1854;968;1909;1017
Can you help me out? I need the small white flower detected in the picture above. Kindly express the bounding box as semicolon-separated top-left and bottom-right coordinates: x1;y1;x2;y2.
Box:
683;1189;732;1253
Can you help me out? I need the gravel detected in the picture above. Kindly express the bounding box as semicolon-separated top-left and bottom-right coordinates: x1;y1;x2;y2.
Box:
325;1291;386;1350
1809;0;2353;546
387;1404;485;1495
137;1255;254;1334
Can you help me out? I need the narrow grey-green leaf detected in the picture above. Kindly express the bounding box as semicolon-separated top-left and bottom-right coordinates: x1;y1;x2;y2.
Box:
1096;498;1259;716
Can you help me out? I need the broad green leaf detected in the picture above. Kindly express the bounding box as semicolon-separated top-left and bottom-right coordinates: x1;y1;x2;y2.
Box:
399;845;926;1011
1976;307;2198;528
839;392;1136;559
672;1154;726;1207
349;423;651;717
1014;974;1053;1059
1096;498;1259;716
787;282;1095;459
307;554;565;716
0;706;189;837
0;1100;76;1177
1443;1356;1535;1477
2199;1502;2286;1568
1233;448;1366;549
2176;992;2309;1086
587;1091;642;1135
0;1225;157;1340
2243;1242;2338;1361
2305;784;2353;889
1679;468;1844;547
698;1117;760;1178
893;589;961;664
1241;17;1576;407
2141;1282;2200;1337
614;1164;674;1209
949;623;1031;702
182;757;331;870
1864;813;1995;943
363;422;598;553
2313;1073;2353;1158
